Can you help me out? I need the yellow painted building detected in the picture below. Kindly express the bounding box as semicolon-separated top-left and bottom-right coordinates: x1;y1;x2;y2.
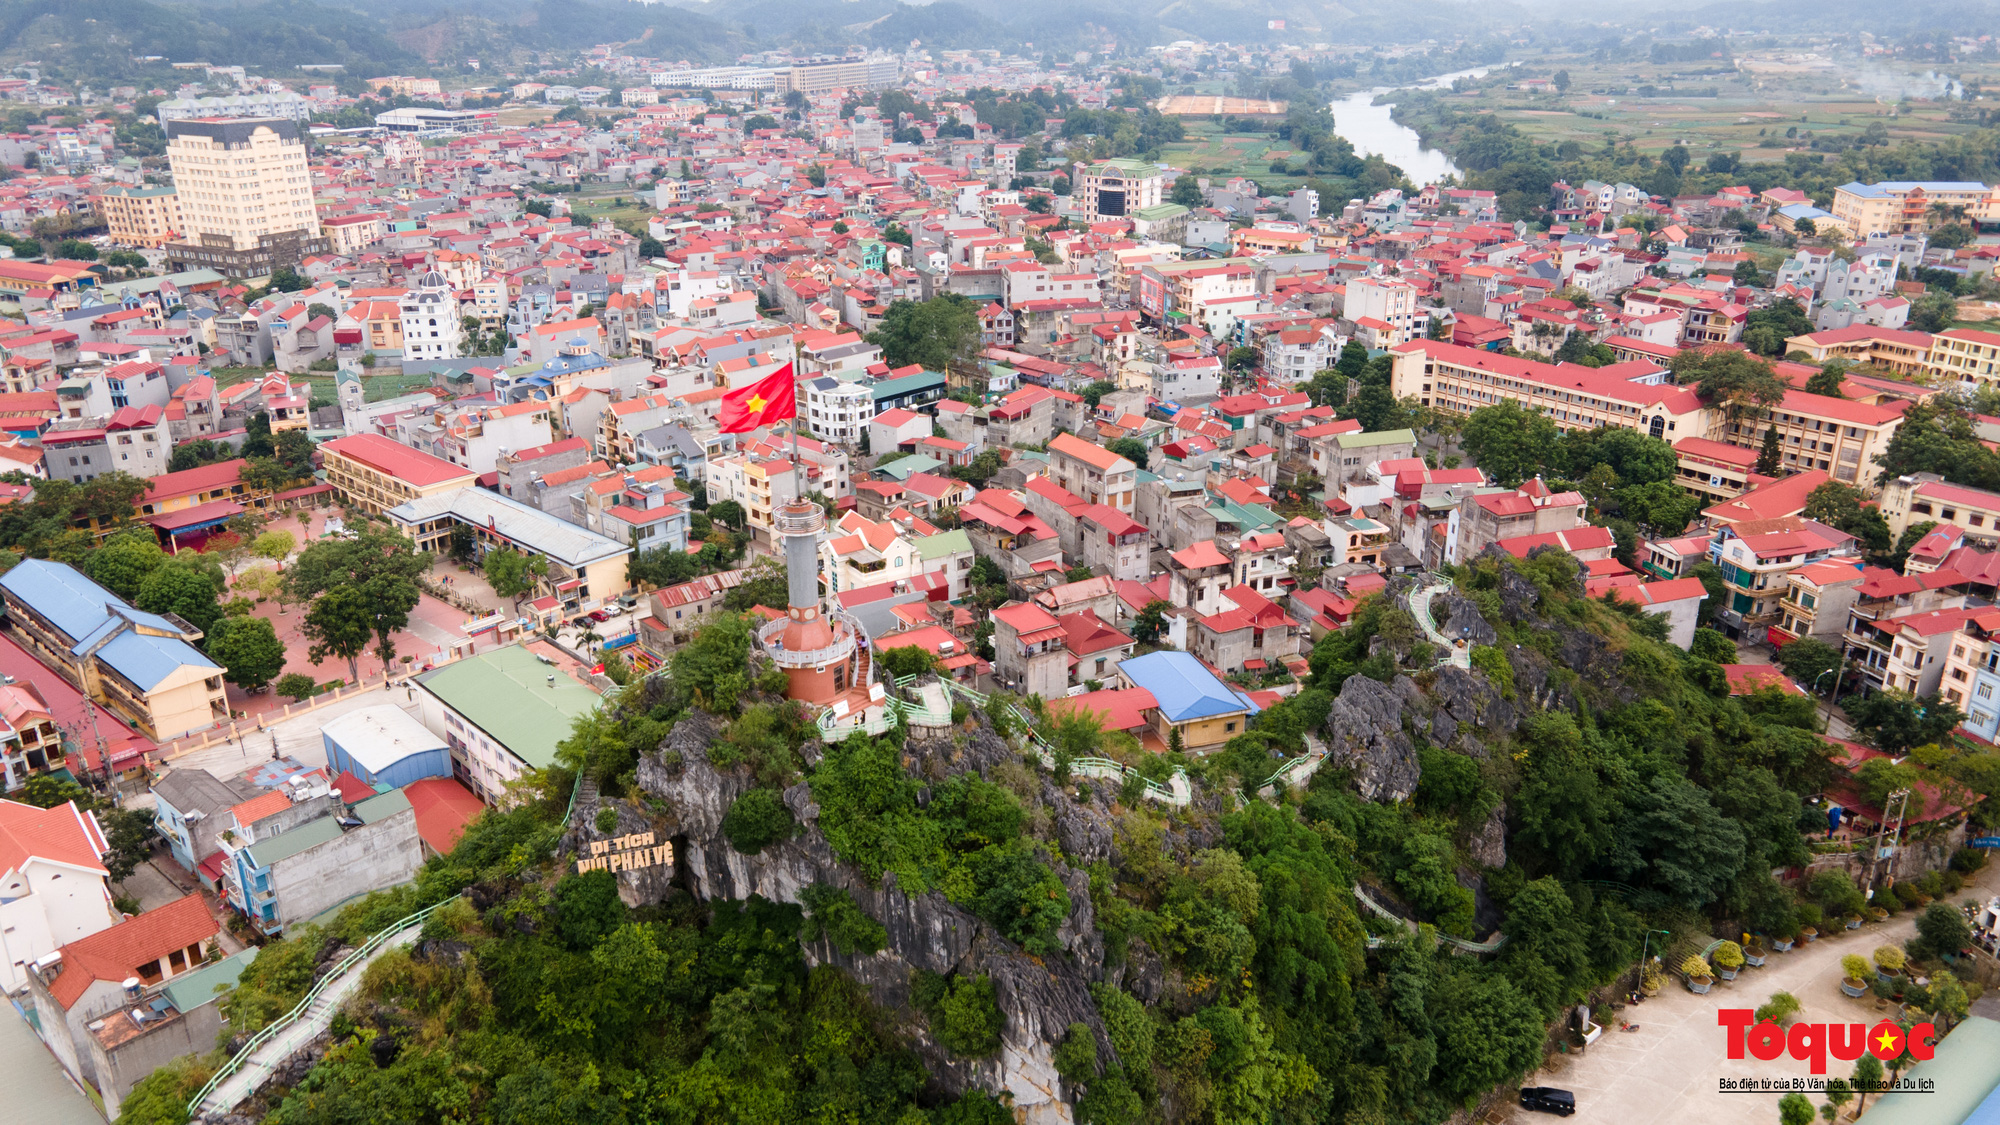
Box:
1829;181;2000;239
91;185;183;249
319;433;478;516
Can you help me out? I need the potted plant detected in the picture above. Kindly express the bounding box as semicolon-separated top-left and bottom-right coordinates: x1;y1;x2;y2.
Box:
1869;904;1890;922
1797;904;1823;943
1841;955;1872;999
1743;936;1768;968
1846;911;1865;930
1713;941;1746;981
1874;945;1906;983
1683;955;1715;994
1640;962;1665;996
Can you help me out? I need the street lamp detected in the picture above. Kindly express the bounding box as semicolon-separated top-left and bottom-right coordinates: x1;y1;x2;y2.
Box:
1640;928;1671;973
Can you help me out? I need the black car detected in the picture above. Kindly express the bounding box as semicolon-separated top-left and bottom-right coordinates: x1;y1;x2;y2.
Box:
1520;1087;1576;1117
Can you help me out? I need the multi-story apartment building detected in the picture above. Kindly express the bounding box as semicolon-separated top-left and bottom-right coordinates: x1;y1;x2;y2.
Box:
1712;389;1905;487
1829;180;2000;239
1940;608;2000;740
319;433;479;515
1344;277;1422;345
366;76;444;97
1782;325;1937;377
90;185;182;248
1707;516;1861;640
163;118;326;276
39;404;169;484
320;212;384;256
397;270;463;363
1046;432;1136;513
706;453;801;546
1389;339;1708;442
1847;606;1983;696
1879;473;2000;546
1771;559;1866;648
992;601;1070;700
1454;484;1588;563
1071;159;1164;224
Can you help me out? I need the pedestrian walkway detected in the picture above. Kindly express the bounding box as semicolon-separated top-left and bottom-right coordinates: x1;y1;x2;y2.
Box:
1408;579;1472;669
192;916;429;1120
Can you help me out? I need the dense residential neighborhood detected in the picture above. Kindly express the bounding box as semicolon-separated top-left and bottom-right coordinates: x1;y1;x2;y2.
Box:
5;23;2000;1125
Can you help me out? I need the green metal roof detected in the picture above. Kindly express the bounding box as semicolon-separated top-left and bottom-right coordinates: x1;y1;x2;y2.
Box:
245;816;342;868
414;643;601;771
1334;429;1416;449
1131;202;1189;221
876;454;945;481
869;370;946;400
354;788;413;825
913;530;972;560
160;949;257;1013
1859;1015;2000;1125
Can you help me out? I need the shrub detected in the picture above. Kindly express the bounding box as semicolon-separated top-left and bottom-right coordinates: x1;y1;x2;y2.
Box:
1468;644;1515;699
1913;902;1973;960
275;672;319;702
1795;903;1823;931
932;974;1005;1057
721;787;796;854
1712;940;1744;969
1755;991;1801;1025
1052;1022;1098;1082
1841;954;1872;983
1893;881;1923;908
1951;847;1990;874
1681;955;1713;979
594;806;617;833
798;883;888;955
1874;945;1906;973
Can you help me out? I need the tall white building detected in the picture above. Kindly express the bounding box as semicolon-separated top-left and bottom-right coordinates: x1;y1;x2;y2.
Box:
399;270;464;362
1345;277;1422;346
163;117;327;275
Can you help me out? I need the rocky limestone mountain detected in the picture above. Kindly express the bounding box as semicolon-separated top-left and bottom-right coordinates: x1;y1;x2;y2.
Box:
594;708;1113;1125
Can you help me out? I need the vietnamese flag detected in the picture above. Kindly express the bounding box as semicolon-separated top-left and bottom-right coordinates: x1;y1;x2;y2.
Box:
718;363;798;433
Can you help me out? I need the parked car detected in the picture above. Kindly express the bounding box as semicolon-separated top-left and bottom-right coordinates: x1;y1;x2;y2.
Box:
1520;1088;1575;1117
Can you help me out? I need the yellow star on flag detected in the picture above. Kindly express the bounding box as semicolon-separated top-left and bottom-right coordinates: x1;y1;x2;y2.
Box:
1875;1028;1900;1054
747;394;768;412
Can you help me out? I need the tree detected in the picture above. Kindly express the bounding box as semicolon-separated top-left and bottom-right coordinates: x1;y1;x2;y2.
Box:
1852;1055;1884;1115
1779;1092;1815;1125
1068;421;1138;463
1134;599;1172;645
1805;365;1846;398
1671;348;1787;427
1170;175;1204;206
1910;290;1959;334
267;265;305;292
1756;426;1783;475
1552;70;1571;93
205;615;286;693
1822;1078;1853;1124
1460;400;1561;488
1774;637;1842;694
722;788;796;854
284;525;431;604
135;558;224;637
302;585;374;682
1689;628;1736;663
251;530;296;568
709;500;746;531
1913;901;1973;961
485;548;545;601
1340;383;1417;433
85;530;166;602
1844;690;1964;756
1225;346;1260;372
866;294;980;372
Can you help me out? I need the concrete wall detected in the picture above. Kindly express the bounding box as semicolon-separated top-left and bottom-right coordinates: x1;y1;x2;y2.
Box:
89;1001;224;1118
269;808;423;930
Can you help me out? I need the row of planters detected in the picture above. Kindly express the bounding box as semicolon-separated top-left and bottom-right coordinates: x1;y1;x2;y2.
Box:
1840;948;1908;1000
1680;940;1751;993
1780;859;1986;945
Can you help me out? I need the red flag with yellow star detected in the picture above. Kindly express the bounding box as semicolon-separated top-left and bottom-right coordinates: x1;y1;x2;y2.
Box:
717;363;797;434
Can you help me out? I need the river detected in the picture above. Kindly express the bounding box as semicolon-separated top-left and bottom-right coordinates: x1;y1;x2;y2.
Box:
1329;66;1501;187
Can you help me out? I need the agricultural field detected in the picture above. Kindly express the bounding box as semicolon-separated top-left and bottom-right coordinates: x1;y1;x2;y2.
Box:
1156;119;1301;181
1414;53;2000;167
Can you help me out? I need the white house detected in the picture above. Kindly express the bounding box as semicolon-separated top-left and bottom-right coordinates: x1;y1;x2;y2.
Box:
0;799;117;993
398;269;464;362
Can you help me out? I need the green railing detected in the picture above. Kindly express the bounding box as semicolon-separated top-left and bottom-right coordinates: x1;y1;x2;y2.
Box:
186;894;463;1117
190;759;592;1118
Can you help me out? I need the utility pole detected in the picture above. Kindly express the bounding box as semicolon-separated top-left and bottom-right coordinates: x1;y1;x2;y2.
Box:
1864;788;1912;900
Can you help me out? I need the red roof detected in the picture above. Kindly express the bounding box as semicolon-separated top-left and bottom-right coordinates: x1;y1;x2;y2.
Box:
47;894;220;1009
1048;687;1156;732
322;433;476;488
143;458;246;504
0;798;106;878
401;777;485;856
230;790;292;828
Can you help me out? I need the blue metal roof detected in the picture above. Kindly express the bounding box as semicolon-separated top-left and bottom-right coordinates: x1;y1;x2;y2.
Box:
1119;651;1261;723
97;629;217;690
0;558;217;689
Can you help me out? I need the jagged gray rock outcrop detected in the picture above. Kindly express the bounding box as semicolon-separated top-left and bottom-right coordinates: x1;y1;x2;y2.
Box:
1467;804;1508;869
635;714;1109;1124
1440;592;1499;647
1324;673;1422;802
